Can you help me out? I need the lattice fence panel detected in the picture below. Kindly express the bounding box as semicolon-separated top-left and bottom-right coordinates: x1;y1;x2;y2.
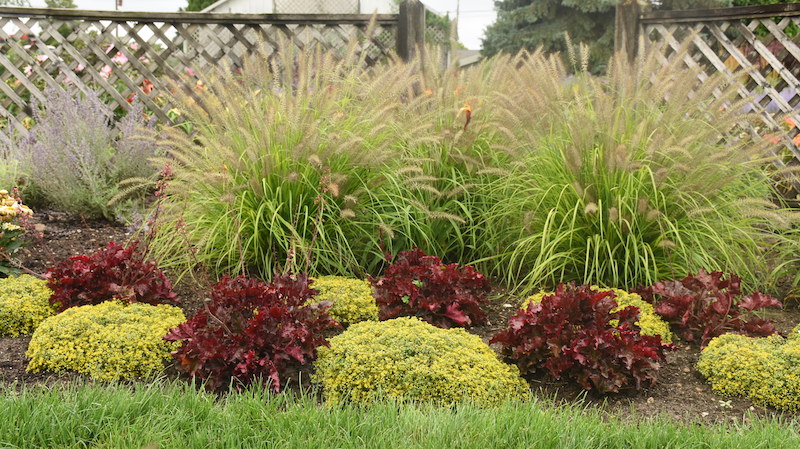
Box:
643;14;800;173
0;8;399;134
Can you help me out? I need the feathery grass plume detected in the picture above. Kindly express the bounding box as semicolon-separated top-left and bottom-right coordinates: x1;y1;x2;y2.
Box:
146;36;400;279
147;33;503;279
478;43;799;293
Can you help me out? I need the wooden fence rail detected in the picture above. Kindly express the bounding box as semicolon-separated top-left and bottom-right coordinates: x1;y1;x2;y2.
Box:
0;2;429;133
616;2;800;172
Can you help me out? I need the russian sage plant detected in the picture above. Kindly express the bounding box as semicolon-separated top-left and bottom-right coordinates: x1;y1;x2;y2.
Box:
3;88;158;220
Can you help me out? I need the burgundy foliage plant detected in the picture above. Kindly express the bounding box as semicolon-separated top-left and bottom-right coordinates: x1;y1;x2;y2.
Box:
636;269;782;348
164;273;339;392
490;284;675;393
370;248;490;328
46;240;178;312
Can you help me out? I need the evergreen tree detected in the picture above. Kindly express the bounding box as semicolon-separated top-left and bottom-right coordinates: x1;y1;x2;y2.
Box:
45;0;77;7
480;0;738;71
185;0;217;11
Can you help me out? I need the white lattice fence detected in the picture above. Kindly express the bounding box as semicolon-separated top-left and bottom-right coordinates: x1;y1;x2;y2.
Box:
0;7;400;133
641;4;800;172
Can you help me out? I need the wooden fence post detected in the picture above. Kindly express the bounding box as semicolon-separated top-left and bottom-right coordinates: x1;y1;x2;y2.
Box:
615;0;641;62
397;0;425;61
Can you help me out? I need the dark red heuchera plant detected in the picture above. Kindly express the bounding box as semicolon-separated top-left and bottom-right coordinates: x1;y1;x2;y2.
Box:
636;269;782;348
370;248;489;328
490;284;675;393
46;241;178;312
164;273;339;392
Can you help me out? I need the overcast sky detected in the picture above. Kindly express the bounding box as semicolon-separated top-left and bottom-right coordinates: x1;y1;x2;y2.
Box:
25;0;496;49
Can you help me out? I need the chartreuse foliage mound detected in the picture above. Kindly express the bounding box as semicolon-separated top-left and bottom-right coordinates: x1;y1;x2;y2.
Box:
310;276;378;326
523;286;672;343
697;326;800;411
0;274;55;337
26;301;185;381
313;317;530;406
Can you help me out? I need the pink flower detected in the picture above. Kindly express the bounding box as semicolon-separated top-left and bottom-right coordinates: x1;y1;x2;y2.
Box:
23;65;32;76
111;51;128;65
184;66;195;77
100;65;112;79
74;64;84;72
36;54;47;63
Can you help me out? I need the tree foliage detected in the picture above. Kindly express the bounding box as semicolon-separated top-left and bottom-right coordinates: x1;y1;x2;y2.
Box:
481;0;618;72
480;0;770;71
44;0;76;8
185;0;216;11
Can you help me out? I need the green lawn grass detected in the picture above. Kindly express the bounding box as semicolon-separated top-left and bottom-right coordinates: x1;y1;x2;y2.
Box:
1;380;797;449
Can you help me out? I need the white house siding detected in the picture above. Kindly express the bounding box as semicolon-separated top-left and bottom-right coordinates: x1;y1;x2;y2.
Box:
360;0;398;14
207;0;274;13
206;0;398;14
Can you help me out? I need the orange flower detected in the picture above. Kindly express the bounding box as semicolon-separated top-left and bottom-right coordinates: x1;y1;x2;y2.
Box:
763;133;780;145
142;79;154;94
794;133;800;146
456;101;472;131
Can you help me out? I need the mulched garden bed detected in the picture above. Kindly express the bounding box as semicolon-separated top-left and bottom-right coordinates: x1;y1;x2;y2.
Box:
2;210;799;424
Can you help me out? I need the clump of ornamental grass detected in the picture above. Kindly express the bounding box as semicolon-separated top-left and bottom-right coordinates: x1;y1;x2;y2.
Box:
1;88;158;220
476;44;800;293
147;38;405;279
146;35;506;280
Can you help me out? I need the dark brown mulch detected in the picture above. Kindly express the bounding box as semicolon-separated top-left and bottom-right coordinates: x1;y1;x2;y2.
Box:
2;211;799;424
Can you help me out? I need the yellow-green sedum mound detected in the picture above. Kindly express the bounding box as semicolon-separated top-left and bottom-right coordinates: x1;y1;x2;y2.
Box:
27;301;185;381
697;329;800;411
0;274;56;337
311;276;378;326
313;317;530;406
523;287;672;343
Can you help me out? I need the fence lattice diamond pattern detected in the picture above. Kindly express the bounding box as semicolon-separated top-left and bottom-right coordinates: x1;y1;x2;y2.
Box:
0;8;398;133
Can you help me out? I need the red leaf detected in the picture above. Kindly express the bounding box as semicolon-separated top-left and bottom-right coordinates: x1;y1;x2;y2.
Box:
738;292;781;311
638;270;781;348
45;241;178;312
491;283;673;393
166;273;339;392
370;248;489;329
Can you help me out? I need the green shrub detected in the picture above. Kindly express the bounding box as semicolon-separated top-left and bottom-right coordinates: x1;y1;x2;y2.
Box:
27;301;185;381
0;274;55;337
523;287;672;343
310;276;377;326
697;332;800;411
313;317;530;406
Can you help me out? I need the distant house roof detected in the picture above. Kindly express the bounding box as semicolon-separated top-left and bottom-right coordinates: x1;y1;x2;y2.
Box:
201;0;230;13
457;49;480;67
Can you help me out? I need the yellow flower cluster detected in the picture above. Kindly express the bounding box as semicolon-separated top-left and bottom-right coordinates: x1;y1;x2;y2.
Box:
26;301;185;381
697;330;800;411
0;190;33;223
313;317;531;406
522;287;672;342
0;275;55;337
310;276;378;326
